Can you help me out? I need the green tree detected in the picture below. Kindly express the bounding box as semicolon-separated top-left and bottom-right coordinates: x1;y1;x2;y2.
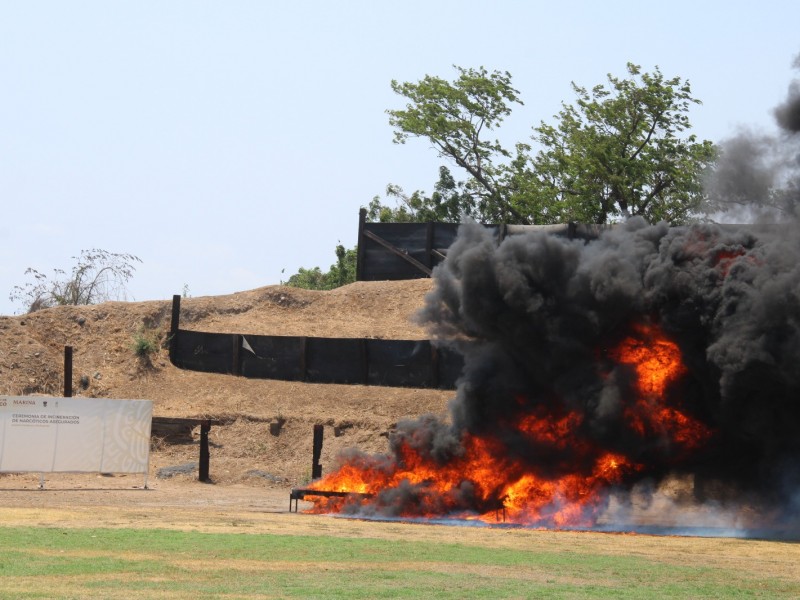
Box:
388;66;525;223
366;166;477;223
528;63;716;224
284;244;357;290
385;63;715;225
10;249;141;313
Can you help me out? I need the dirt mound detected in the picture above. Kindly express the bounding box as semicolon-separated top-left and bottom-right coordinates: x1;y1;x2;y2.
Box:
0;280;452;488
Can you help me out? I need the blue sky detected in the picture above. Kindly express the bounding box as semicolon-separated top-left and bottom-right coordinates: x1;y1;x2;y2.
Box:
1;1;798;315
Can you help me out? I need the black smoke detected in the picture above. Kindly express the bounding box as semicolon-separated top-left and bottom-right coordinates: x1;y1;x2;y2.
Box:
327;219;800;528
412;219;800;525
774;54;800;134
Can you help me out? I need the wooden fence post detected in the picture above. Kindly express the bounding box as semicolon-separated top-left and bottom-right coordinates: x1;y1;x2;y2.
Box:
356;208;367;281
199;420;211;482
312;424;324;480
63;346;73;398
169;294;181;364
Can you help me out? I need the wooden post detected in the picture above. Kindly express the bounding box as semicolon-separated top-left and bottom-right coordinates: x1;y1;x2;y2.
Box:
199;420;211;482
312;424;323;480
63;346;73;398
169;294;181;364
356;208;367;281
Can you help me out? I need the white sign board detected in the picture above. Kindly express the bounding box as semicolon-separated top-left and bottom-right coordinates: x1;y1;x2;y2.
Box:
0;396;152;474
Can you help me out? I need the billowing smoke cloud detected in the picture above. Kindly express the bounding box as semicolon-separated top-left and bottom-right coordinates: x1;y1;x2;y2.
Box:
313;219;800;533
416;220;800;516
774;54;800;133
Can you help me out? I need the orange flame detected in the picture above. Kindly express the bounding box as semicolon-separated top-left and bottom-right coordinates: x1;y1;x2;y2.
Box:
681;229;758;278
305;321;711;526
307;425;640;525
611;322;711;450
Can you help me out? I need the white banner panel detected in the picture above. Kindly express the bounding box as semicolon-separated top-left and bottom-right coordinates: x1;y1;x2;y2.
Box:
0;396;152;474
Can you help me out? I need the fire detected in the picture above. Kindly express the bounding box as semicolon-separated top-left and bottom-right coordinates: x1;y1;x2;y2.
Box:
304;321;712;527
613;322;685;397
611;322;711;450
308;426;640;525
715;249;745;277
681;229;759;279
517;409;583;448
500;451;638;526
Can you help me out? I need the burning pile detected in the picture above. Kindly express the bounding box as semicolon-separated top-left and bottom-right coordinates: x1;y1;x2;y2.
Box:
306;220;800;530
305;57;800;532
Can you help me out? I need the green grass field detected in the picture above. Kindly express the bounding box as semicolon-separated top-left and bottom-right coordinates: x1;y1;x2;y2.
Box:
0;526;798;599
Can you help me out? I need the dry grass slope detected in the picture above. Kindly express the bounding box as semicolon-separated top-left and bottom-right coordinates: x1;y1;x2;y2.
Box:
0;280;452;487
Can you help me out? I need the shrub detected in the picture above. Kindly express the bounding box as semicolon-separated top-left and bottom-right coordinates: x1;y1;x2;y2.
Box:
132;328;159;358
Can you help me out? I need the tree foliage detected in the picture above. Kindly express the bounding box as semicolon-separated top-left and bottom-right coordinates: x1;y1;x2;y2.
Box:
378;63;715;225
284;244;357;291
301;63;716;286
10;249;141;313
528;63;716;224
366;166;477;223
387;66;524;222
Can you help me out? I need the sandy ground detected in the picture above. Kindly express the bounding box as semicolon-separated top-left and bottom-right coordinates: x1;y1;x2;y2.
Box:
0;472;294;528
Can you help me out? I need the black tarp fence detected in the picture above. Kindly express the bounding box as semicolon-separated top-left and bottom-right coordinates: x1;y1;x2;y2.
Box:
170;316;463;389
168;218;615;388
356;219;465;281
355;210;615;281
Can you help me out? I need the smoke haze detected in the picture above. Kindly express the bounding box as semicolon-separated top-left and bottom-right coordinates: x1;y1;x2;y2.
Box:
415;219;800;522
706;52;800;221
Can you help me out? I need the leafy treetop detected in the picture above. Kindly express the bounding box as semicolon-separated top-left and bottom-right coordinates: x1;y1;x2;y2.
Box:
283;244;357;291
375;63;715;226
387;66;524;223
